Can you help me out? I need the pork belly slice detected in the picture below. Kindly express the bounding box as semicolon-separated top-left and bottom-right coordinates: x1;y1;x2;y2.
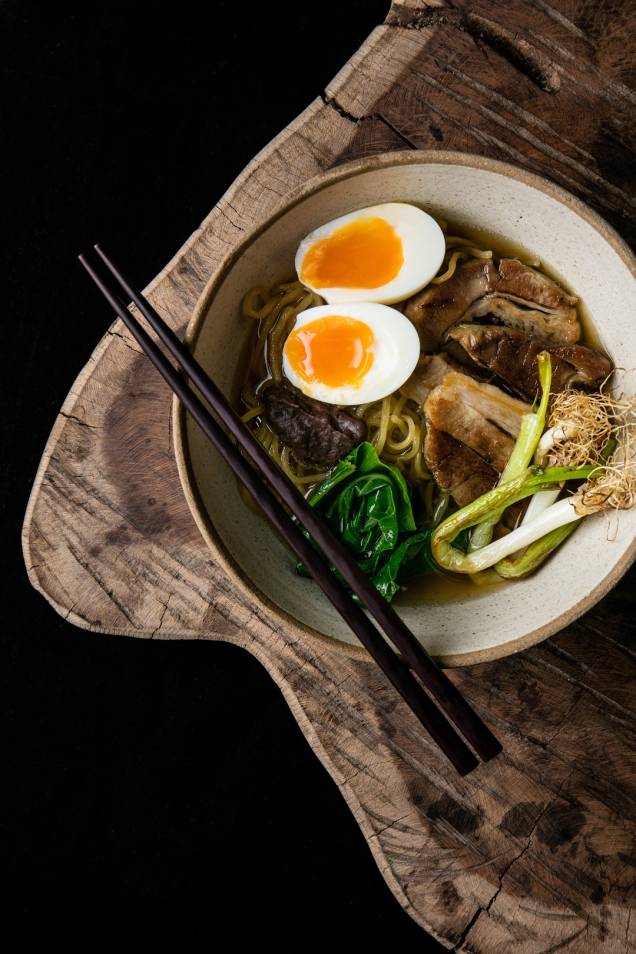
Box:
405;256;580;350
437;372;530;438
405;258;496;352
426;388;515;471
401;349;531;427
424;426;499;507
400;353;463;407
422;373;530;505
446;325;612;401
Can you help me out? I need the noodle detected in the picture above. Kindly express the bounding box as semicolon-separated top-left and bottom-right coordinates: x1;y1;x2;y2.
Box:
241;404;264;424
431;250;464;285
431;236;494;286
357;393;429;484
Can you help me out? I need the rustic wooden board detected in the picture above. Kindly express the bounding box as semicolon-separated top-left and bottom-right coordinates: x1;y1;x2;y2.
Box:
23;2;636;950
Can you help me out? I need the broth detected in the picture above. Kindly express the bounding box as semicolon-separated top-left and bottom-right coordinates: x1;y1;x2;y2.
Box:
394;568;512;606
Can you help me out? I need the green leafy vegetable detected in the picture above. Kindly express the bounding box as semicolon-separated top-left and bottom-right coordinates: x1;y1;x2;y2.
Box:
297;441;435;601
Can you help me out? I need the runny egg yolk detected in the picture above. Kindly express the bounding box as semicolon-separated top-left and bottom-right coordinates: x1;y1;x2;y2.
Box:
300;217;404;290
284;315;375;389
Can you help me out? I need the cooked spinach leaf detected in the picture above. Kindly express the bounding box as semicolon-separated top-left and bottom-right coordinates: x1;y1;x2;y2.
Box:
296;441;436;601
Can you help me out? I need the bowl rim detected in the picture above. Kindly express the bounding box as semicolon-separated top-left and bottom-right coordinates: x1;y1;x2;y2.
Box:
173;148;636;667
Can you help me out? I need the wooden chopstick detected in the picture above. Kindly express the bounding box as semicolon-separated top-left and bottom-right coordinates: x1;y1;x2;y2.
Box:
80;246;501;772
93;245;501;764
79;254;475;775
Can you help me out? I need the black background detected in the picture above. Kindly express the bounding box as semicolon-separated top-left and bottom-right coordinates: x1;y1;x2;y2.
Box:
2;1;444;945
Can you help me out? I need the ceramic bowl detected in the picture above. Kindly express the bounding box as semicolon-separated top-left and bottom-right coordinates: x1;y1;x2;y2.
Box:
173;151;636;666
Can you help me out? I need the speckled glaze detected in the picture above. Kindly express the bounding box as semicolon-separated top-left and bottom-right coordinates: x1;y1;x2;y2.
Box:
174;151;636;666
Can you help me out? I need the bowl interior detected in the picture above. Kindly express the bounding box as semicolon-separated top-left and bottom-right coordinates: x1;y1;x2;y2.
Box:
177;154;636;664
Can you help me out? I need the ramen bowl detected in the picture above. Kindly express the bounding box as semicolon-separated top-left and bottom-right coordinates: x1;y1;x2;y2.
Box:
173;151;636;666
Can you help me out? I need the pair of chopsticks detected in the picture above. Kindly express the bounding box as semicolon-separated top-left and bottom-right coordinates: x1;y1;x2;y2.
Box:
79;245;501;775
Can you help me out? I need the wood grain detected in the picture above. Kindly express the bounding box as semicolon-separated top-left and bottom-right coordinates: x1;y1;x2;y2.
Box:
22;1;636;950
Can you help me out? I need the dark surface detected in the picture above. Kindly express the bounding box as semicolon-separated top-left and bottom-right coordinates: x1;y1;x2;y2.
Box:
1;0;443;946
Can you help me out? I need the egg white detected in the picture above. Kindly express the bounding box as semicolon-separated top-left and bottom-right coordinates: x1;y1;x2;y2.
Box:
295;202;445;305
282;302;420;406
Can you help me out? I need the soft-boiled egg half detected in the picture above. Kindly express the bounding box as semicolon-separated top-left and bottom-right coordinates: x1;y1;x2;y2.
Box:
295;202;445;305
282;302;420;405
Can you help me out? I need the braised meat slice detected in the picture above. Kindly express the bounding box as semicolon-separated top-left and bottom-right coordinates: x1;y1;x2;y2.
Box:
426;387;515;471
446;325;612;400
424;427;499;507
263;381;367;468
440;372;530;438
405;256;580;350
463;295;579;344
496;258;577;312
405;258;496;352
422;372;530;504
400;353;464;407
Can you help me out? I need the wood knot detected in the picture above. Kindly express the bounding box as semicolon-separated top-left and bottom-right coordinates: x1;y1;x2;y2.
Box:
536;803;585;850
428;795;481;836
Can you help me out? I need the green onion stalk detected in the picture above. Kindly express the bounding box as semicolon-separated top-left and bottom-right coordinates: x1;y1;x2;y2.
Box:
495;520;580;578
468;351;552;551
431;464;594;575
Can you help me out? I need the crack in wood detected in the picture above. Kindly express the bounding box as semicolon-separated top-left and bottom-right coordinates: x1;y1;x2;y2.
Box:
63;536;139;628
216;202;245;232
150;593;172;637
320;91;418;149
544;639;593;674
538;925;589;953
106;327;144;355
453;775;575;950
580;622;636;662
542;696;582;746
369;810;417;839
374;113;418;150
31;519;55;552
452;903;483;951
59;411;98;429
